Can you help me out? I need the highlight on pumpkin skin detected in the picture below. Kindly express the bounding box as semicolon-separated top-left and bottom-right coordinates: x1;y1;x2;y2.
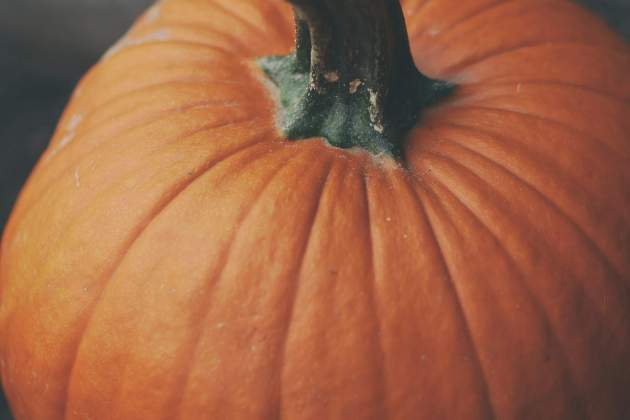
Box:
259;0;455;159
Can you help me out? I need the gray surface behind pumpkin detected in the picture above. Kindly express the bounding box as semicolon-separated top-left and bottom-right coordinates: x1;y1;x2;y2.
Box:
0;1;627;419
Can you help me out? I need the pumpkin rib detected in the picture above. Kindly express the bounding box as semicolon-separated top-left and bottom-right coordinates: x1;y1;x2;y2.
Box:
409;183;498;420
88;70;258;100
410;0;506;39
466;99;630;151
274;159;337;418
447;105;630;160
362;171;390;419
405;0;431;17
418;0;616;44
422;150;629;339
15;113;261;234
457;80;630;105
58;84;255;150
61;138;284;419
140;20;261;56
424;111;630;184
46;95;250;164
16;117;265;239
60;98;248;154
168;151;299;420
159;0;286;54
425;142;629;294
443;41;628;76
247;0;294;42
103;39;238;66
434;121;630;232
65;77;258;137
419;153;630;418
80;63;259;109
12;120;270;297
209;1;280;47
421;174;592;420
97;42;245;76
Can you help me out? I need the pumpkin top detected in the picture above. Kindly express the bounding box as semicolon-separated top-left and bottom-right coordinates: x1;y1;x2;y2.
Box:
259;0;453;158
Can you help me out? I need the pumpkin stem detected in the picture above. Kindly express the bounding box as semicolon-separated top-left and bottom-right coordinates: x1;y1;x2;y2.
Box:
259;0;454;158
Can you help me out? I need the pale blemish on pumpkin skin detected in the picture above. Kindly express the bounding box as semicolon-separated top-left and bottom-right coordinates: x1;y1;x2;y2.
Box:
102;29;171;61
144;2;161;24
74;168;81;188
46;113;83;161
427;27;442;37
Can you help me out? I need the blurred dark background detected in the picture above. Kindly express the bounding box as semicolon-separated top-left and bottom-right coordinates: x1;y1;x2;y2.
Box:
0;0;628;418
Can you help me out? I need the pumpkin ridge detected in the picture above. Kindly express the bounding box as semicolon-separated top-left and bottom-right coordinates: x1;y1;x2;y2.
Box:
434;121;630;232
61;138;283;418
17;114;263;229
227;0;293;43
46;96;249;165
208;1;280;47
362;171;389;419
159;0;285;55
456;81;630;105
444;138;630;295
443;122;630;218
410;0;506;40
69;86;256;145
66;98;250;151
443;41;630;76
97;43;247;79
404;0;432;17
409;172;587;418
66;77;258;136
427;142;627;281
409;182;498;419
422;151;630;362
426;108;629;175
16;118;265;239
420;174;592;418
274;159;336;417
103;39;239;65
262;0;295;41
445;105;630;159
141;20;261;56
169;151;302;419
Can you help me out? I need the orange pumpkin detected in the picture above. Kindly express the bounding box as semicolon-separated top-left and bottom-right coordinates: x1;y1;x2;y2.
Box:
1;0;629;418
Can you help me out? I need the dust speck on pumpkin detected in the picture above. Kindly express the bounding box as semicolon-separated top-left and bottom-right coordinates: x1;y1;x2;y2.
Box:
385;216;392;222
516;83;522;93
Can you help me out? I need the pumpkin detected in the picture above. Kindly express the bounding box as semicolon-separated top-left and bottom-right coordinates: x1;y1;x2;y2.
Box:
1;0;629;418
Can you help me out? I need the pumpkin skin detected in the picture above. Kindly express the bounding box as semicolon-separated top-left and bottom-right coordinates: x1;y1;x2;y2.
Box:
1;0;630;418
